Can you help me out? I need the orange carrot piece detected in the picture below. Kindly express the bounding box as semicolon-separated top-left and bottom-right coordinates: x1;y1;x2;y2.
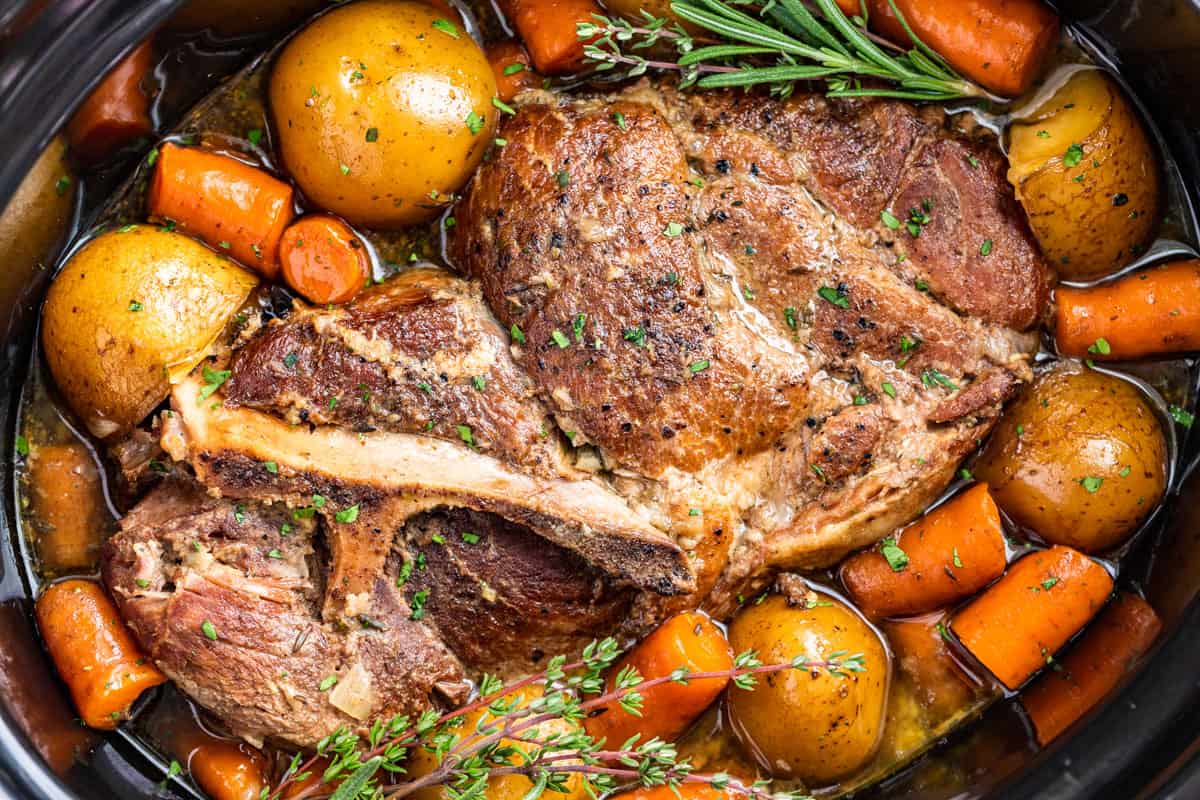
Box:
1054;260;1200;360
951;546;1113;690
584;612;733;746
499;0;603;75
840;483;1008;618
885;611;980;723
616;785;735;800
147;142;294;278
866;0;1059;97
278;215;370;305
1021;592;1161;745
67;40;155;163
172;724;270;800
35;580;166;729
488;41;540;103
28;443;110;572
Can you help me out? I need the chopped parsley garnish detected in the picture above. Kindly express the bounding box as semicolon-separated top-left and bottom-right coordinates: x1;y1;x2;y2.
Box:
979;239;993;257
199;365;231;400
784;306;798;330
612;111;627;131
1063;143;1084;168
880;209;901;230
201;620;218;641
881;382;896;399
432;18;460;37
663;222;685;237
247;129;263;147
921;368;959;391
365;127;379;142
335;504;360;524
503;63;525;75
472;375;486;391
268;549;283;559
14;435;29;457
688;359;710;374
457;424;476;448
688;508;701;516
1169;405;1194;428
492;97;516;115
817;285;850;309
1079;476;1104;493
555;170;570;188
318;675;338;692
551;329;570;348
283;352;299;369
465;111;484;135
339;163;351;176
410;589;430;620
396;560;414;587
623;325;647;347
54;175;71;196
880;537;909;572
1120;465;1132;477
462;532;481;544
128;301;143;312
1042;577;1060;590
572;313;586;342
952;547;963;569
510;323;526;344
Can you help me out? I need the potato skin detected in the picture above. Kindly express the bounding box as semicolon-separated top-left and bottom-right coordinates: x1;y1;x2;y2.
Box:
727;592;889;785
269;0;497;228
42;225;258;438
975;363;1166;553
1007;69;1160;281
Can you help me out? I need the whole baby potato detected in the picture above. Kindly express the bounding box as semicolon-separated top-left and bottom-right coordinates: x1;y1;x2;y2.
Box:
727;591;889;786
269;0;497;228
975;363;1166;553
42;225;258;438
1007;69;1160;281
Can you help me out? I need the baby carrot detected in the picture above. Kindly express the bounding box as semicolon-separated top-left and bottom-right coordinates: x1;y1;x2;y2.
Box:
174;726;269;800
1021;592;1161;745
884;612;978;723
488;41;540;103
499;0;604;74
840;483;1008;618
1055;260;1200;360
27;443;111;572
278;215;370;305
584;612;733;746
147;142;294;278
951;546;1113;690
67;40;154;163
616;786;734;800
35;580;166;729
866;0;1059;97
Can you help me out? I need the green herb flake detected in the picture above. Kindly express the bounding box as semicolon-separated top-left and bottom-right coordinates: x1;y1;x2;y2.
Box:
1169;405;1194;428
54;175;72;196
881;382;896;399
472;375;486;391
1042;577;1060;590
623;325;647;347
979;239;993;257
784;306;798;330
432;18;460;37
612;111;627;131
15;435;29;457
318;675;338;692
410;588;430;620
510;323;526;344
1063;143;1084;168
457;425;476;448
365;127;380;142
462;532;481;544
1079;476;1104;493
663;222;685;237
880;210;901;230
817;285;850;309
952;547;963;569
555;170;570;188
880;538;909;572
1088;337;1112;356
551;329;570;348
201;620;218;641
688;359;710;374
492;97;517;115
503;63;525;75
335;504;360;524
268;549;283;560
199;365;231;400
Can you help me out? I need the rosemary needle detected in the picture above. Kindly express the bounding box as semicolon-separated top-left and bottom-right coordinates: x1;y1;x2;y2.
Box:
580;0;994;102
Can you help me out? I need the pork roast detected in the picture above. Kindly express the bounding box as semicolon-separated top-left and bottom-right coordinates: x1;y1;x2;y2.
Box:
103;82;1050;747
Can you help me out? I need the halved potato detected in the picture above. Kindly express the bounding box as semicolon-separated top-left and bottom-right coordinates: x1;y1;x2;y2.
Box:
42;225;257;438
1008;69;1160;281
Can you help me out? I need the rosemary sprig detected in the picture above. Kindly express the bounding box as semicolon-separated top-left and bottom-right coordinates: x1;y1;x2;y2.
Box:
267;637;867;800
579;0;996;101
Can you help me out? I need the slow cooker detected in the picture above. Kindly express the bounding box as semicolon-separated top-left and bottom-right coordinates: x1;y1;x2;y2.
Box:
0;1;1198;798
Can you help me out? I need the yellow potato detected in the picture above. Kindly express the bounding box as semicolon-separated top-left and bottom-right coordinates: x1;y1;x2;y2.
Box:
1008;69;1161;281
406;689;588;800
726;591;889;786
269;0;497;228
975;362;1167;553
41;226;258;438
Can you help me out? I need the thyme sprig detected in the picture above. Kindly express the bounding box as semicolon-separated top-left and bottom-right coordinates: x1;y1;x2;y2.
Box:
579;0;995;101
267;637;867;800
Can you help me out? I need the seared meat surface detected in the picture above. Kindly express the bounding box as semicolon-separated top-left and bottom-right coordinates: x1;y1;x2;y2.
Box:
103;82;1049;747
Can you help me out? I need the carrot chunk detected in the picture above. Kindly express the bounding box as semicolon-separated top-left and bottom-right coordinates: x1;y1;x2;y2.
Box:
35;580;166;729
1055;260;1200;360
866;0;1059;97
147;142;295;278
1021;592;1161;745
884;611;980;723
616;786;734;800
172;724;269;800
67;40;155;163
584;611;732;746
278;215;370;305
498;0;604;75
950;546;1113;690
488;41;540;103
27;443;111;572
840;483;1008;618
